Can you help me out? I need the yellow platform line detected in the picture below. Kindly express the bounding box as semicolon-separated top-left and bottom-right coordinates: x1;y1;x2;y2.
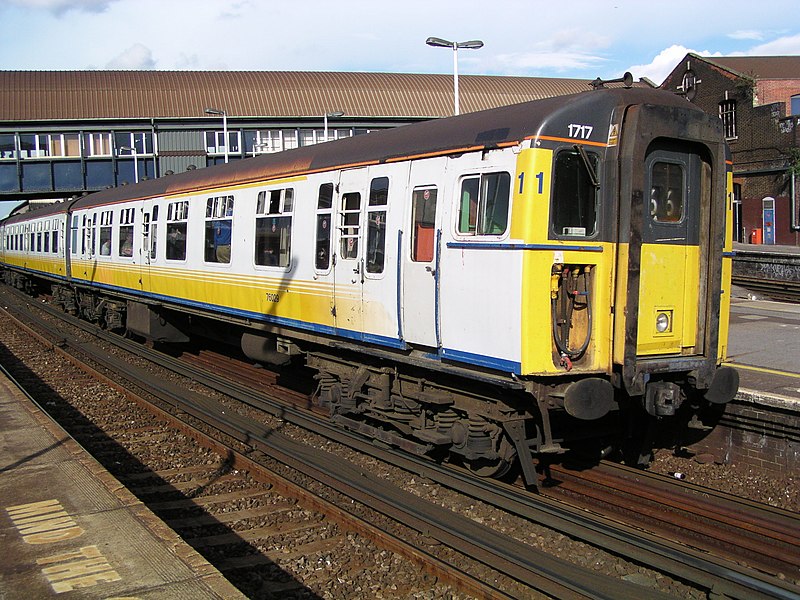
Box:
728;362;800;379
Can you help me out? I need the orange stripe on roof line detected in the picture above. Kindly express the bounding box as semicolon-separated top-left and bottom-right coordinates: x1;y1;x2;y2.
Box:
385;145;488;163
529;135;609;148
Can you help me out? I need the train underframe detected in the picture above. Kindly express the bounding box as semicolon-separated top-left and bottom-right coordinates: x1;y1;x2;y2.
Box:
3;271;730;487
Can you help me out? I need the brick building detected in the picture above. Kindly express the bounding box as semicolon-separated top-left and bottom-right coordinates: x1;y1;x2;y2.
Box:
661;54;800;246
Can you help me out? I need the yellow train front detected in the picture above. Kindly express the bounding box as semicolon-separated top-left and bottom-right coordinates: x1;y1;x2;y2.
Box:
0;83;738;484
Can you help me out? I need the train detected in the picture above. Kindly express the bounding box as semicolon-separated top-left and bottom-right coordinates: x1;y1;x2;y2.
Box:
0;80;739;485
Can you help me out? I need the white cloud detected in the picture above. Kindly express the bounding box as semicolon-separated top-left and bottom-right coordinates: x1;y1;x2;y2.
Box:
106;43;156;69
9;0;116;15
627;45;722;86
747;33;800;55
729;30;765;41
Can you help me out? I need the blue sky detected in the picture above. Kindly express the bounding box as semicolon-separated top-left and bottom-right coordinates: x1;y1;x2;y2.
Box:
1;0;799;218
2;0;798;81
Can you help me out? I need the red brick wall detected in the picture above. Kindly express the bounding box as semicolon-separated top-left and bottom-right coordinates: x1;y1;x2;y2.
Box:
756;79;800;114
690;396;800;473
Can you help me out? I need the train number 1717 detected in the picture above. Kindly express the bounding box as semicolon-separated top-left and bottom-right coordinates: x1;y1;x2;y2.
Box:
568;124;594;139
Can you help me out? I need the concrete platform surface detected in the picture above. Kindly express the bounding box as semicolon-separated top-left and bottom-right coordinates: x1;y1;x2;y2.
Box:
0;368;245;599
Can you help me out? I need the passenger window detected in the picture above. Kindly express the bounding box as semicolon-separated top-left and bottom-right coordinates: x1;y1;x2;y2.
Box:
366;177;389;274
457;172;510;235
118;208;135;257
339;192;361;259
166;201;189;261
411;186;437;262
204;195;234;264
551;149;599;237
99;210;113;256
315;183;334;271
650;162;684;223
255;188;293;267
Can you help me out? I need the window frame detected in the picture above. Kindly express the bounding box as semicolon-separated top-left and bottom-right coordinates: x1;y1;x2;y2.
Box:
454;171;512;238
549;147;600;239
254;187;294;268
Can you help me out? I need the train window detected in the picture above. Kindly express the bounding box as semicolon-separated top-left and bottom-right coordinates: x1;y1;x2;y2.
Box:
411;186;437;262
316;183;334;270
166;200;189;261
52;227;58;254
649;162;684;223
339;192;361;259
99;210;113;256
118;208;135;257
71;215;79;255
205;195;234;264
551;150;598;237
255;188;293;267
366;177;389;274
457;172;511;236
43;231;49;253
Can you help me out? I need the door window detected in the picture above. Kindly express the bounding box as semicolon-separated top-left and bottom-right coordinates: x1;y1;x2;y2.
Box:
411;187;437;262
649;162;684;223
366;177;389;274
339;192;361;259
315;183;334;271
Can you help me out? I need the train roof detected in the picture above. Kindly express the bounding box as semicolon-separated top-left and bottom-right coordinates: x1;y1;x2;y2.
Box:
6;87;704;220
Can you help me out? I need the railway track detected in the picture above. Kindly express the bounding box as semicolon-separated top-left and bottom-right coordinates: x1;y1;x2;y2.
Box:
542;461;800;579
2;285;799;599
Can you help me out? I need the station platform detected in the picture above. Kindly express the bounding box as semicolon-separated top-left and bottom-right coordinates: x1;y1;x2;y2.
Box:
733;241;800;254
0;368;245;599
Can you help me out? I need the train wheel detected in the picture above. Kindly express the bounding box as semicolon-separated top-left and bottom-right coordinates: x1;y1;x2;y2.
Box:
465;437;515;478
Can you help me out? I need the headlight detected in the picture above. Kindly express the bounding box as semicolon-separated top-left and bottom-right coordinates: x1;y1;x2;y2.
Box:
656;312;671;333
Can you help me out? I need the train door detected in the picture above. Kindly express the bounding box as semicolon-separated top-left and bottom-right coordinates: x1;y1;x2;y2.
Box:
635;147;705;357
139;200;159;291
333;168;368;339
402;158;444;348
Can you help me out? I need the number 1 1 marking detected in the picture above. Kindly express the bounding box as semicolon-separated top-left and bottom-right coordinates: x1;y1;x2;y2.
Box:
519;171;545;195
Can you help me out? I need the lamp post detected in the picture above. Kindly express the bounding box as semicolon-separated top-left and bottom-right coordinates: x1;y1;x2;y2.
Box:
425;37;484;116
323;111;344;142
119;146;138;183
204;107;228;163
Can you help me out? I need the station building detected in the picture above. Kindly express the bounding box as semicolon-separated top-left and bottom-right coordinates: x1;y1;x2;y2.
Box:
661;54;800;246
0;70;607;214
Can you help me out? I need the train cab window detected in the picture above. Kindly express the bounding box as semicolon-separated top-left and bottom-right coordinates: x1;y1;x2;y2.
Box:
255;188;293;267
118;208;135;257
649;162;684;223
411;186;437;262
315;183;334;271
205;195;234;264
166;201;189;261
551;149;599;237
99;210;113;256
457;172;511;236
339;192;361;260
366;177;389;274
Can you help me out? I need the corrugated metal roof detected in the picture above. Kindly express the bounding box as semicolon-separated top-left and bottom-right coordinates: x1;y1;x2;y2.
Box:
702;56;800;80
0;70;633;122
55;86;699;213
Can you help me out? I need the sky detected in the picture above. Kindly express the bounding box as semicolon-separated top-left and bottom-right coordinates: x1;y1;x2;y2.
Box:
1;0;799;218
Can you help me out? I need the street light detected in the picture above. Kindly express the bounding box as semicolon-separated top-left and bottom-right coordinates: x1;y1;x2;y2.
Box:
119;146;138;184
323;111;344;142
204;107;228;163
425;36;484;116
